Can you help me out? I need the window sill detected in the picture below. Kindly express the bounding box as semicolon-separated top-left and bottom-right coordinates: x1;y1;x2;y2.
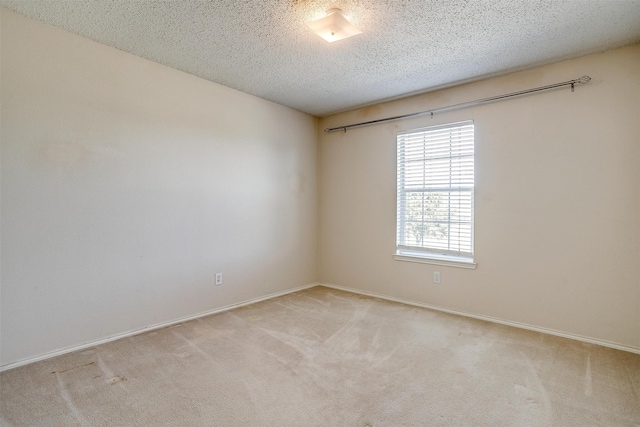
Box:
393;251;477;269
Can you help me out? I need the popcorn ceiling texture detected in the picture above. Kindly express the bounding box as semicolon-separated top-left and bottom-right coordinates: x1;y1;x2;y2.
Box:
1;0;640;116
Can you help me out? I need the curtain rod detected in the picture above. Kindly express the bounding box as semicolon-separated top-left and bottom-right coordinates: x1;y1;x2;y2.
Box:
324;75;591;133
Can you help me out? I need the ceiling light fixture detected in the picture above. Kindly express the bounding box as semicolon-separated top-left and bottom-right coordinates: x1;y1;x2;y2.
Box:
306;8;362;43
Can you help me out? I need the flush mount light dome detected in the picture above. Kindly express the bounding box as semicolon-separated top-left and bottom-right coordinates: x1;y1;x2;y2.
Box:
306;8;362;43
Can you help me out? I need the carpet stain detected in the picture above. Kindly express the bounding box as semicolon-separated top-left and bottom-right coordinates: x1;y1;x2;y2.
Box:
97;354;127;389
50;361;95;374
108;376;127;385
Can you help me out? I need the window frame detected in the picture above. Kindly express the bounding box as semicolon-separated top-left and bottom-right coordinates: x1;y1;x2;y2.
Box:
393;120;477;269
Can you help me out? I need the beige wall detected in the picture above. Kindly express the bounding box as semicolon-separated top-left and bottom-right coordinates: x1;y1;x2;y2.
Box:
319;45;640;350
0;10;318;366
1;7;638;368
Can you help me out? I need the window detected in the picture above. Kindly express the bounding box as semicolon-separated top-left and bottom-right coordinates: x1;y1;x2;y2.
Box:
395;121;476;268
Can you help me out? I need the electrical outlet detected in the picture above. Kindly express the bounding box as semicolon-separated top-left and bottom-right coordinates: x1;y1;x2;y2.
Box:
215;273;223;286
433;272;441;284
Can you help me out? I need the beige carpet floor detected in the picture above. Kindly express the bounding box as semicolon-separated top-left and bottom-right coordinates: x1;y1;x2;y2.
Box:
1;286;639;426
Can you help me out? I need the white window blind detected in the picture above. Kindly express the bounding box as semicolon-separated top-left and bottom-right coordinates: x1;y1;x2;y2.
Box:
397;121;474;259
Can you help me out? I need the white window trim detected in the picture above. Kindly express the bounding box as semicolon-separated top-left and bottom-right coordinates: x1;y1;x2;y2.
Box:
395;120;476;269
393;249;477;269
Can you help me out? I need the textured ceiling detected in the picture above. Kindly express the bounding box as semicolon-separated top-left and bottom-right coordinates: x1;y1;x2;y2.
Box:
2;1;640;116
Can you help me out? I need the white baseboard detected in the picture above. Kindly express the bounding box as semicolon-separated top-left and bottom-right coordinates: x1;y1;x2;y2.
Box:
0;283;319;372
318;282;640;355
5;280;636;372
